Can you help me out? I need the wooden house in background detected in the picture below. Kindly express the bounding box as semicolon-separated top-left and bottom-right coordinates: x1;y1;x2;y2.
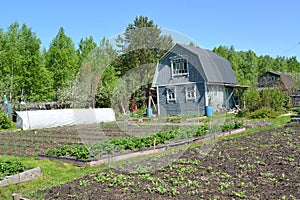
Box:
257;71;300;107
152;43;246;116
258;71;295;95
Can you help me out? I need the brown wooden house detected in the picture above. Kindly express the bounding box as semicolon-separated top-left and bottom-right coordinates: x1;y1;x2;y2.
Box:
257;71;300;107
258;71;295;95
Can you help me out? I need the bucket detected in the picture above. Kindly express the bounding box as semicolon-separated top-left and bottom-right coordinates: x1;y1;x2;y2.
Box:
205;105;213;117
146;108;153;117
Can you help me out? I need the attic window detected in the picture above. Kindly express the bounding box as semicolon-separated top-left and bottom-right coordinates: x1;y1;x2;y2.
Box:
166;88;176;103
171;56;188;76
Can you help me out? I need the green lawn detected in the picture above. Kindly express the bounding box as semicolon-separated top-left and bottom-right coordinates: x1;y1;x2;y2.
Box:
0;155;107;199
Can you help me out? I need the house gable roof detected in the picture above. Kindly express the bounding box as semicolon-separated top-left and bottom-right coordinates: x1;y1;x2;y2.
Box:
153;43;238;86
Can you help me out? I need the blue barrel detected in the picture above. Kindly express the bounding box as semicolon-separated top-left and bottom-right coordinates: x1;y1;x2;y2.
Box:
146;108;153;117
205;105;213;117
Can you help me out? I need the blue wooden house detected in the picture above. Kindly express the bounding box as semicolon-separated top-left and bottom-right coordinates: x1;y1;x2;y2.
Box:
152;43;241;115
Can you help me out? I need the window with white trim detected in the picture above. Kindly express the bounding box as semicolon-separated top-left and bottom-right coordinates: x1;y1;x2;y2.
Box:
166;88;176;103
186;85;196;100
171;56;188;76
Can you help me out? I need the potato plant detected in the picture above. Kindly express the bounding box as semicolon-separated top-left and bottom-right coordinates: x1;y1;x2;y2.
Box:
0;160;25;180
47;144;90;159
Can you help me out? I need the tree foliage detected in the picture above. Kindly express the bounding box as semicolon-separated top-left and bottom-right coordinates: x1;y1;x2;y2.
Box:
213;45;300;86
0;22;53;103
45;27;78;100
95;65;119;108
114;15;173;76
111;16;174;111
0;19;299;113
75;38;117;108
77;36;97;67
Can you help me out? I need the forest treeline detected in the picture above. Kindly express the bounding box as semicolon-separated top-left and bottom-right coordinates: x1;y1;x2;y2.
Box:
0;16;299;108
212;46;300;86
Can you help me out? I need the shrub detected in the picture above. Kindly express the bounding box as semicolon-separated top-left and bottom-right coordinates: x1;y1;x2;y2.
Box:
261;88;289;112
242;87;261;112
242;87;289;113
0;111;11;129
249;107;278;119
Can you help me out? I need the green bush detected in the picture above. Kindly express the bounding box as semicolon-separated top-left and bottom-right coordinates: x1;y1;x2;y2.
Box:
242;87;289;113
0;111;11;129
261;88;289;112
249;107;278;119
242;87;261;112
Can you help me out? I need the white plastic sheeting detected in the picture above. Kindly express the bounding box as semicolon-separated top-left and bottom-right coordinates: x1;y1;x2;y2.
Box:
16;108;116;130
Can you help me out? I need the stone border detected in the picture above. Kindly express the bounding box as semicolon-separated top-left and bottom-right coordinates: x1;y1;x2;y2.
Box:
38;128;246;167
0;167;42;187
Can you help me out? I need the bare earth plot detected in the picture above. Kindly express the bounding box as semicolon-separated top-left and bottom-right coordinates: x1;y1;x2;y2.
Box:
39;123;300;199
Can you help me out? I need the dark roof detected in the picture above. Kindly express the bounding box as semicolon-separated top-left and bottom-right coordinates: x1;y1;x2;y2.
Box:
156;43;238;85
265;71;295;91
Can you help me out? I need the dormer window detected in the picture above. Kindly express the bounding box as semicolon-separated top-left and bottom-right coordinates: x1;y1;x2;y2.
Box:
171;56;188;76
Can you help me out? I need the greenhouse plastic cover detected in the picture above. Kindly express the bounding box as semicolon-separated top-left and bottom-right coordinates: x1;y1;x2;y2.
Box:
16;108;116;130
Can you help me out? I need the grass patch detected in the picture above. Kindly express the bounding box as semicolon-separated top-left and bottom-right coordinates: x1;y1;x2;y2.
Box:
0;155;107;200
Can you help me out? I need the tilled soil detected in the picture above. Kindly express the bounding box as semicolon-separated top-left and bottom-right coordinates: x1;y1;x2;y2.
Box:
39;123;300;199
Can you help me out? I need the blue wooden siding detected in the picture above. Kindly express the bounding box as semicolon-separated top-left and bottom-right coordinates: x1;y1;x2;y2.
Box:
158;83;205;115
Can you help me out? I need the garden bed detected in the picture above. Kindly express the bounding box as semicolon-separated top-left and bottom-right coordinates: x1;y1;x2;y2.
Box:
38;128;246;167
39;123;300;199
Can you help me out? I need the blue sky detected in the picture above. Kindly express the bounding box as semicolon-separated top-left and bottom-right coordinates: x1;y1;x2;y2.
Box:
1;0;300;59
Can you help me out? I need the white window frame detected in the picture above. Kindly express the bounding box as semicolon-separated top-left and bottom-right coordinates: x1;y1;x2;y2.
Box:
186;85;196;101
170;56;188;77
166;87;176;103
